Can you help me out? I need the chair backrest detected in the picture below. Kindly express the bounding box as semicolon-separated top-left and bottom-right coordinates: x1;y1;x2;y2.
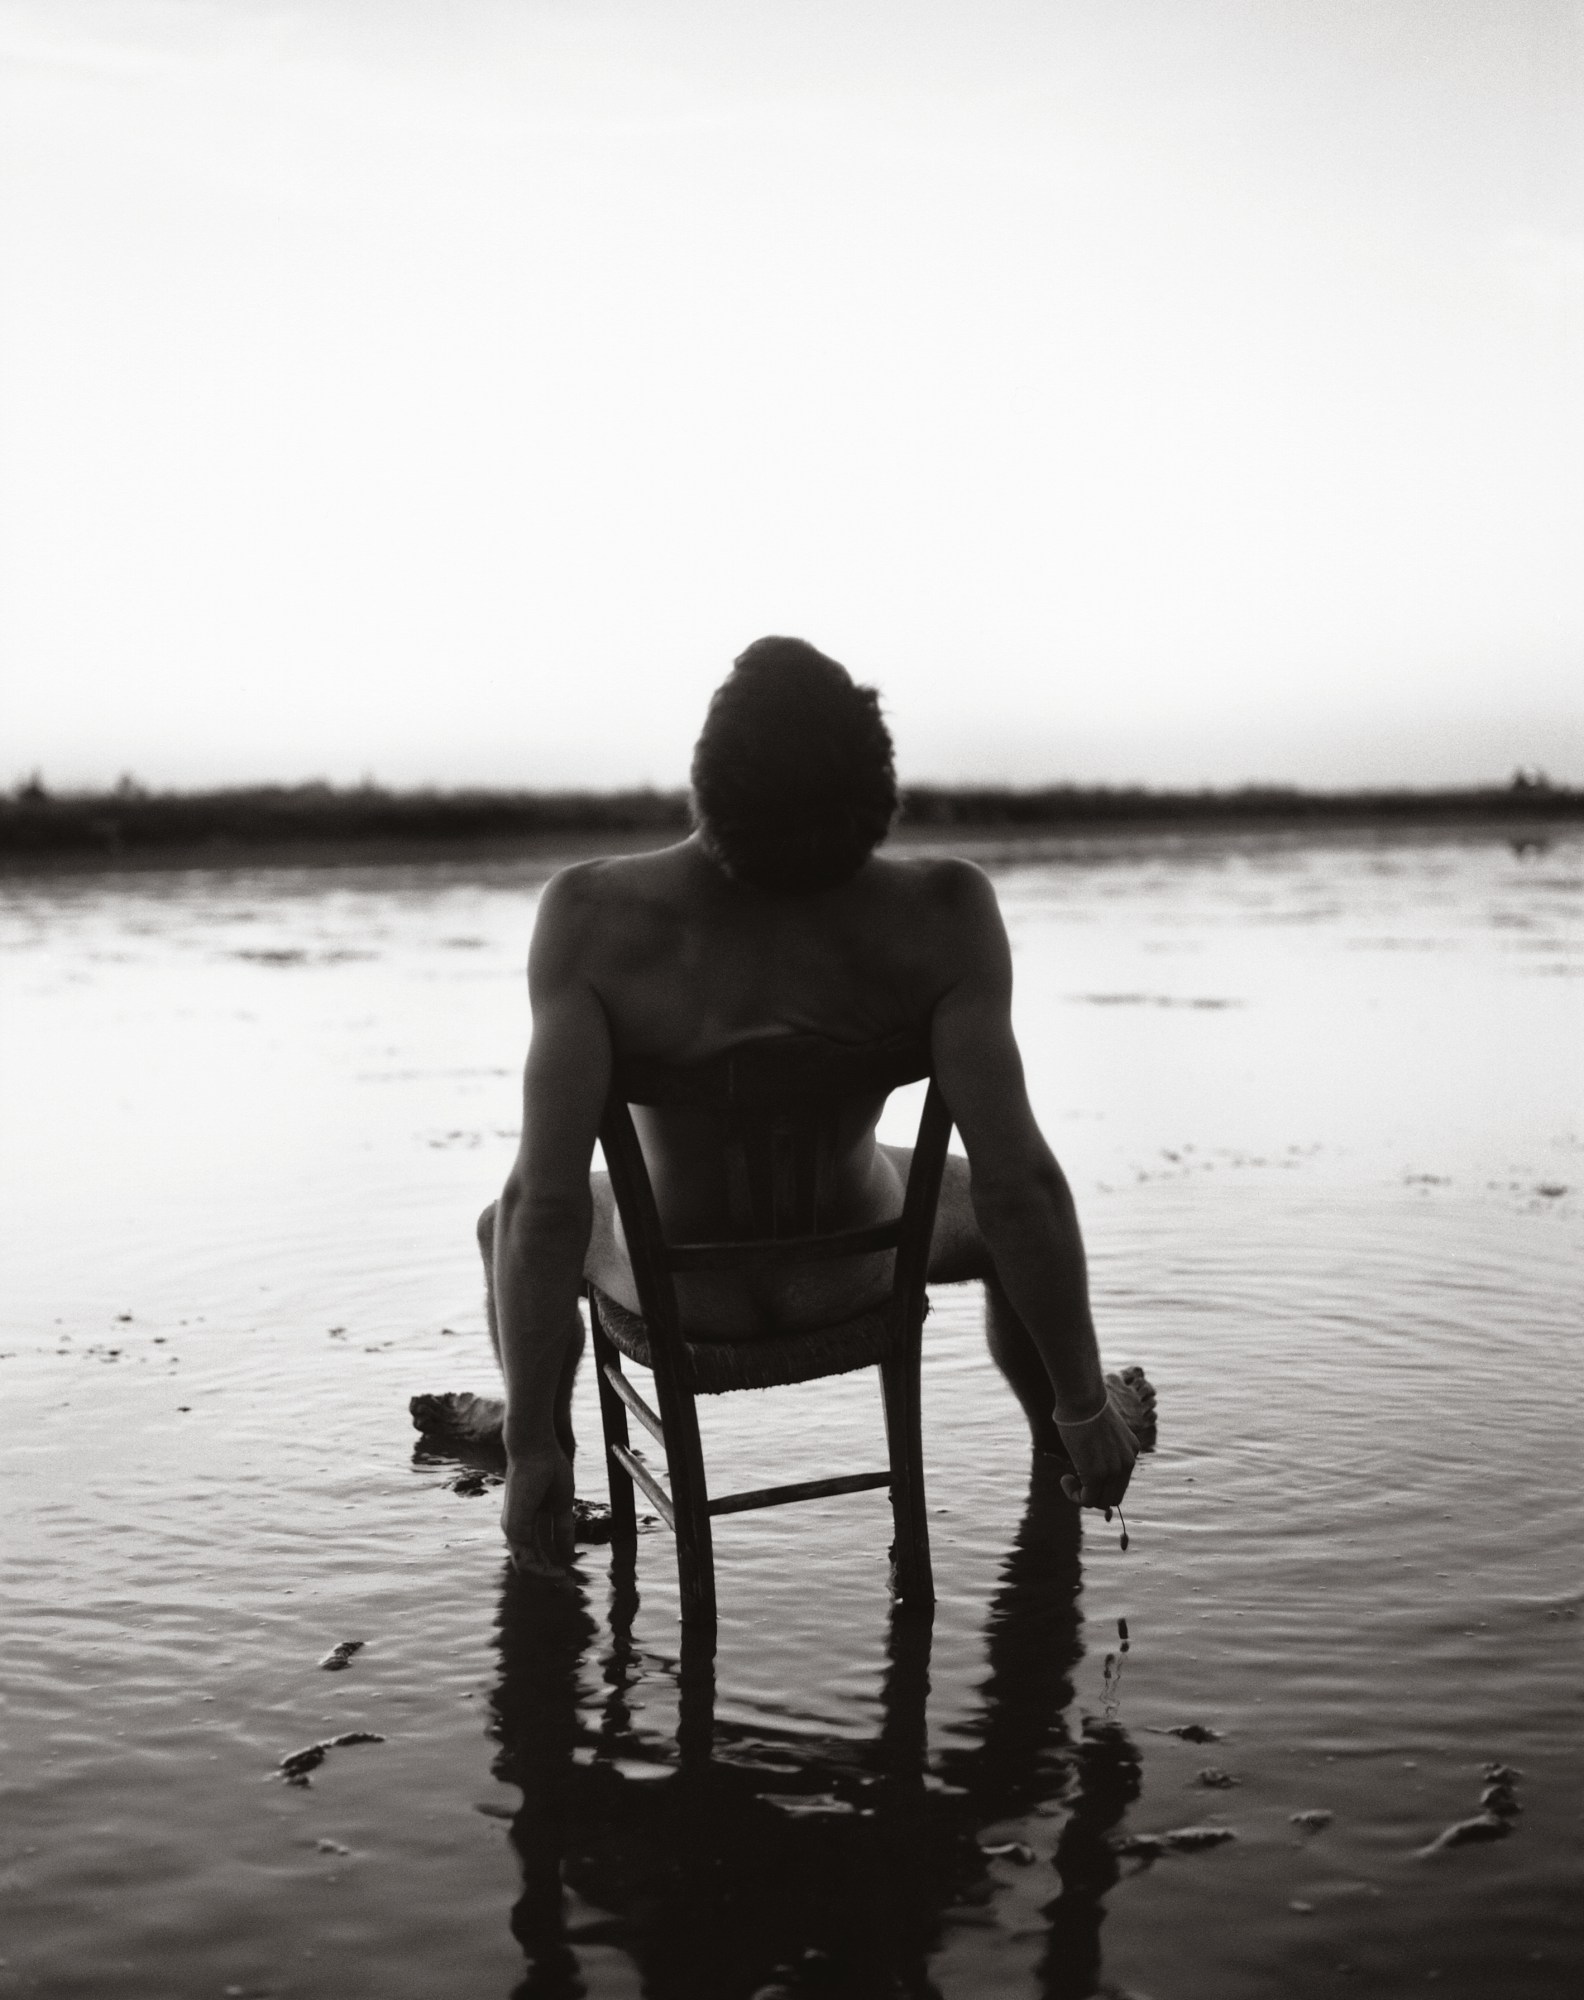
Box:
617;1029;929;1243
598;1030;953;1347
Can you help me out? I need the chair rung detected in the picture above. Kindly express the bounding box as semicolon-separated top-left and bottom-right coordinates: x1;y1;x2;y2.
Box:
707;1469;892;1517
667;1221;902;1273
600;1358;665;1444
609;1443;675;1529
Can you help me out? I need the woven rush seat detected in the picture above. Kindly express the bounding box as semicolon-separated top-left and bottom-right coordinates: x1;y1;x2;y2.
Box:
589;1286;914;1395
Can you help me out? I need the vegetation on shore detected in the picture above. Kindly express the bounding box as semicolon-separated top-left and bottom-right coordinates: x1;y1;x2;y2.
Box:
2;771;1577;862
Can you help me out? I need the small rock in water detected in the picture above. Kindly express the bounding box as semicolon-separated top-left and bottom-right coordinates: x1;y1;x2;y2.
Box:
1159;1825;1237;1852
315;1838;350;1855
979;1839;1036;1864
1150;1723;1222;1743
448;1469;493;1496
317;1640;365;1672
1197;1768;1237;1789
1290;1809;1334;1832
1417;1812;1511;1856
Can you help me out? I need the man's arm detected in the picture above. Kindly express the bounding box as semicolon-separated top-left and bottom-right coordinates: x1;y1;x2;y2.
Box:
927;862;1137;1510
493;866;613;1571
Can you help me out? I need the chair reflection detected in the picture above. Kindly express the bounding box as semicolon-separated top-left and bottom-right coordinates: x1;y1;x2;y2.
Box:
488;1461;1142;2000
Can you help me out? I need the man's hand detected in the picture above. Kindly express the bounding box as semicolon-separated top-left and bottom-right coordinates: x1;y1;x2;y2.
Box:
501;1441;576;1578
1054;1399;1138;1512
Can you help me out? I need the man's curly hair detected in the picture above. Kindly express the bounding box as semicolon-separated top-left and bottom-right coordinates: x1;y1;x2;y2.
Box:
690;637;899;894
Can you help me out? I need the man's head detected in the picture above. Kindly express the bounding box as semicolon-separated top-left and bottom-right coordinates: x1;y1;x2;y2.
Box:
690;637;898;894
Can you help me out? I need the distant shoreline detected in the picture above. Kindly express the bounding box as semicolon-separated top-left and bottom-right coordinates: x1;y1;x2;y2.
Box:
2;778;1578;872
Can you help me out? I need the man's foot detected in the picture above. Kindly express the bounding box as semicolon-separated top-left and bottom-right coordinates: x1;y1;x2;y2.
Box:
410;1390;505;1445
1034;1366;1158;1462
1108;1365;1158;1446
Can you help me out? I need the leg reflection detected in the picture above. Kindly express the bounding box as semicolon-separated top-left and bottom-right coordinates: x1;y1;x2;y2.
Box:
487;1461;1139;1998
946;1454;1143;1999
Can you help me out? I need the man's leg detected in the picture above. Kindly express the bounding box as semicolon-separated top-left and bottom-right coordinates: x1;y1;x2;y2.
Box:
882;1146;1154;1453
409;1198;586;1447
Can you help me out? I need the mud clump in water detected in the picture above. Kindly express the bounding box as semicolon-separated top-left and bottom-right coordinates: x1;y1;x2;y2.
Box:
572;1498;615;1543
317;1640;365;1671
448;1469;495;1496
979;1840;1036;1864
1113;1825;1237;1862
277;1731;386;1786
1418;1814;1511;1855
1416;1762;1523;1856
1479;1762;1522;1817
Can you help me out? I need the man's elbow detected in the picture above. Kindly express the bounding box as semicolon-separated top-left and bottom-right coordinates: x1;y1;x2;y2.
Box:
970;1152;1070;1229
496;1176;592;1246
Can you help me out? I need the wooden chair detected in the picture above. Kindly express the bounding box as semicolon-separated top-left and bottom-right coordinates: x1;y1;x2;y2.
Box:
586;1030;954;1629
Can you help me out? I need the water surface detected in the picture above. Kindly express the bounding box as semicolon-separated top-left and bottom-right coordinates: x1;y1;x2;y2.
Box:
2;830;1580;1998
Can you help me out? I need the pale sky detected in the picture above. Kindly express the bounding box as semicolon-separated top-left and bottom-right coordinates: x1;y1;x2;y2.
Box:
2;0;1580;792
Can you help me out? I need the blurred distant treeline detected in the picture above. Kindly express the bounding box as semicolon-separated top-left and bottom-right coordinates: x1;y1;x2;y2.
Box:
2;771;1579;862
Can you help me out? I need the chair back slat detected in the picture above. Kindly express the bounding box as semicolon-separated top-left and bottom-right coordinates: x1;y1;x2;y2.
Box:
614;1029;929;1111
666;1218;903;1274
887;1078;954;1338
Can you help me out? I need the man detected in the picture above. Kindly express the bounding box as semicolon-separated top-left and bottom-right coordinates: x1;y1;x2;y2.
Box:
416;637;1152;1574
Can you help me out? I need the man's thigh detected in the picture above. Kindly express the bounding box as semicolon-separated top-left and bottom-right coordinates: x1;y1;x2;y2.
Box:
879;1145;993;1286
585;1153;992;1304
583;1171;643;1312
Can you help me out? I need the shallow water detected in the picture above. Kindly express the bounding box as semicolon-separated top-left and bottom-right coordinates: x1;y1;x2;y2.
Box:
2;829;1580;2000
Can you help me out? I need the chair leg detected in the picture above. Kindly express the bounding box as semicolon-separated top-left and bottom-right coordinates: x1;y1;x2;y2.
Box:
652;1373;717;1629
880;1338;935;1610
676;1621;717;1768
588;1296;638;1545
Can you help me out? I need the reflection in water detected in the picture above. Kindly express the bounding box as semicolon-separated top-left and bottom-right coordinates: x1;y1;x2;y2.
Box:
489;1462;1141;1998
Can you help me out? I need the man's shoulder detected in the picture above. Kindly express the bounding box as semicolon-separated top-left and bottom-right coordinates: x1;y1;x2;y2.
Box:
531;845;696;963
535;842;1001;959
864;850;999;922
856;852;1010;1010
538;843;689;910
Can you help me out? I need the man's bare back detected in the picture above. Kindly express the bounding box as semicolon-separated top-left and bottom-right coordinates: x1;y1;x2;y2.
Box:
562;835;986;1335
410;638;1152;1575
